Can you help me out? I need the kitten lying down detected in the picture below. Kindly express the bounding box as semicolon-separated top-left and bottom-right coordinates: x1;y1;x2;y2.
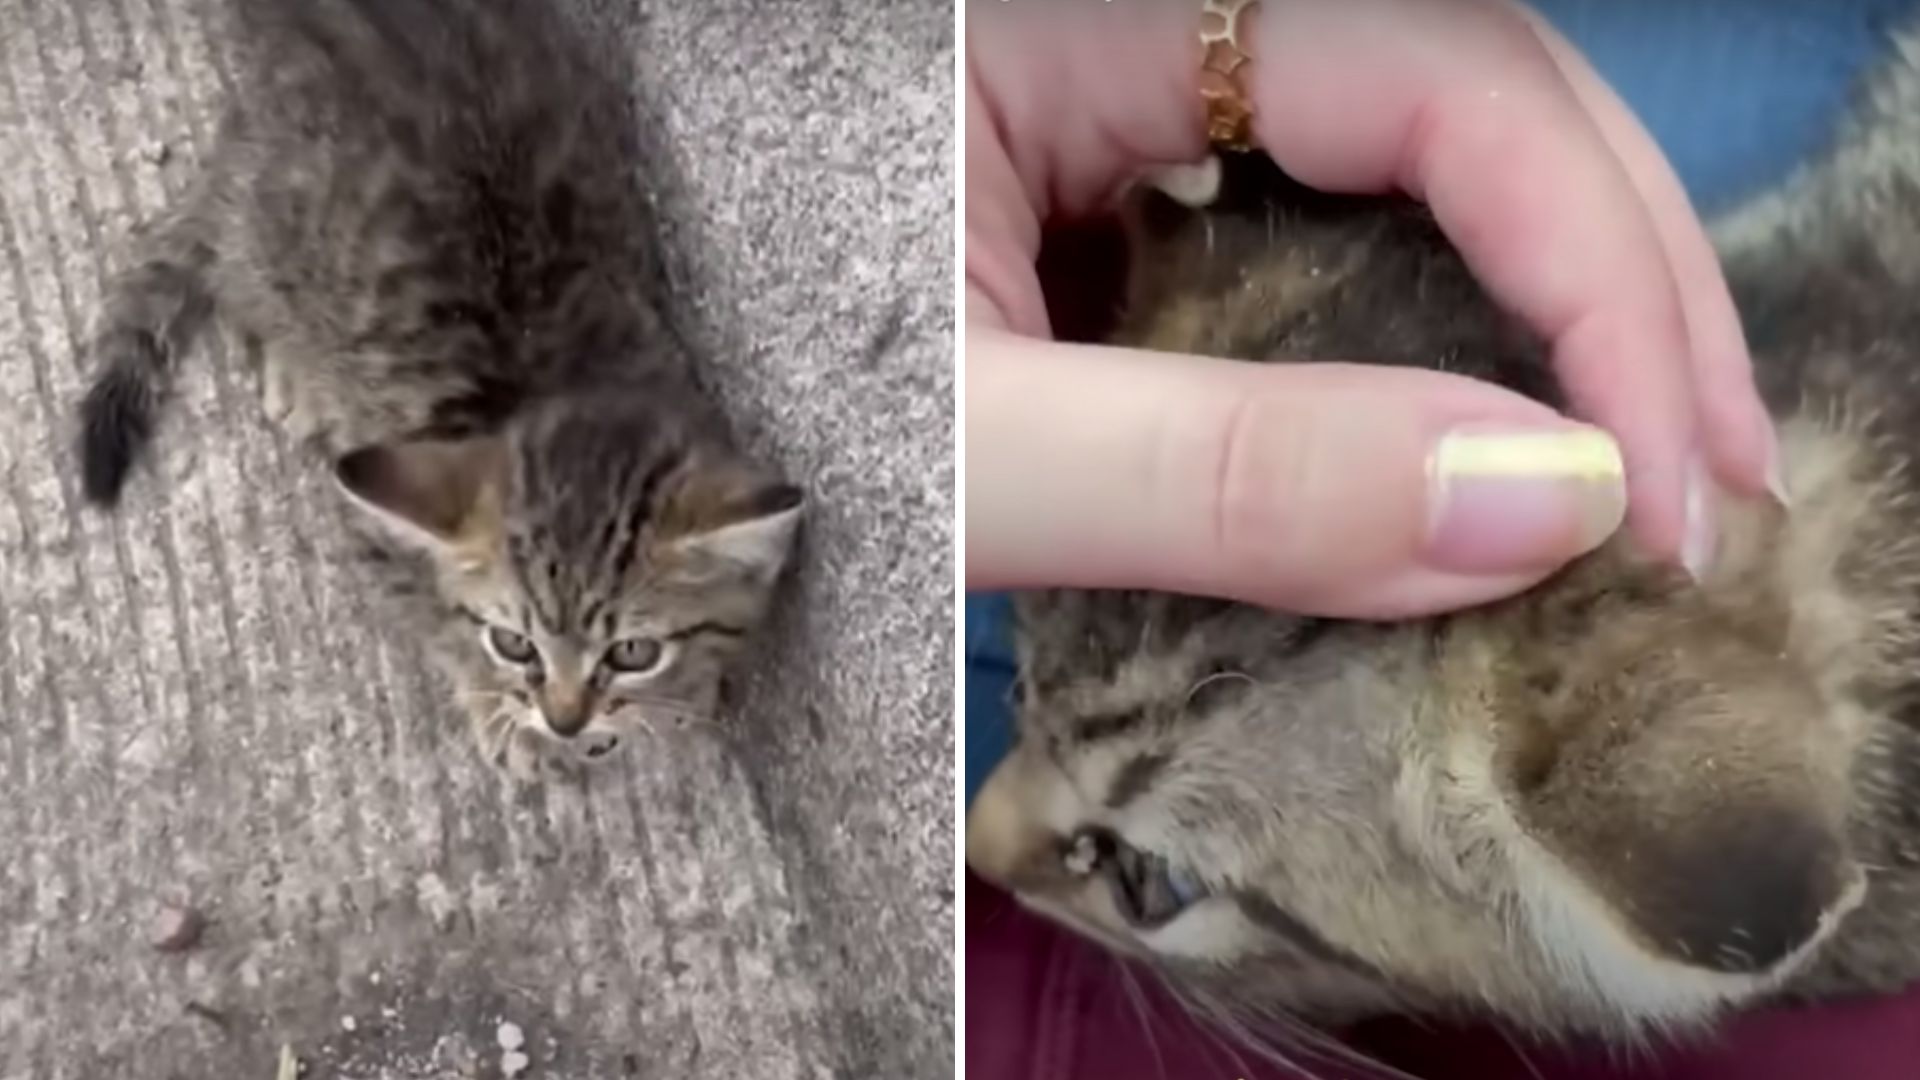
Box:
968;27;1920;1044
73;0;801;781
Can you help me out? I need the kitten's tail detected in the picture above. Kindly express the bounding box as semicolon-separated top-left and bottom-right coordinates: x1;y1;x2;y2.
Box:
76;222;215;506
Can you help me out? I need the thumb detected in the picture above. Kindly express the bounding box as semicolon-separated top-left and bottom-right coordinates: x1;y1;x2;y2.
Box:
966;329;1628;619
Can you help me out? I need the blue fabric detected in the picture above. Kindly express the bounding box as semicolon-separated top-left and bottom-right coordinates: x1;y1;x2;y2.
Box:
1529;0;1916;214
964;593;1018;806
965;1;1920;808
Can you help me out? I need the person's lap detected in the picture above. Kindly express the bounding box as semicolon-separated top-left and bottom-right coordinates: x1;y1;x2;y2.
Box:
966;3;1920;1076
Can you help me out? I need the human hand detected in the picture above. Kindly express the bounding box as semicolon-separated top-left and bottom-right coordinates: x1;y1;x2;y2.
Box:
965;0;1779;618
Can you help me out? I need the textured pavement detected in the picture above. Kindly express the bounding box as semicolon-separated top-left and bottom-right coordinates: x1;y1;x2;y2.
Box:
0;1;953;1077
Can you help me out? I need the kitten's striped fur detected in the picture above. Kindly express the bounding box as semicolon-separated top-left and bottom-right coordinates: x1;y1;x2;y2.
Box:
970;22;1920;1045
73;0;802;780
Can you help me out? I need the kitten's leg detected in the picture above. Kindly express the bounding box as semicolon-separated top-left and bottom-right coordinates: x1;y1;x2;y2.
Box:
463;695;559;783
497;725;547;782
259;345;300;429
251;339;331;446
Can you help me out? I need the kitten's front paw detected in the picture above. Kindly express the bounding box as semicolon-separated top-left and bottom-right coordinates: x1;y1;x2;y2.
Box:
259;352;325;443
494;726;561;783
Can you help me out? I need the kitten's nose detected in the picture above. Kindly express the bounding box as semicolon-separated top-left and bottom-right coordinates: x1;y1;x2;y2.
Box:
966;742;1070;888
539;680;592;738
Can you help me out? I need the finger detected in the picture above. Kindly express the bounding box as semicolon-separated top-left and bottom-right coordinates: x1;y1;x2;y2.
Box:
1509;3;1779;501
1247;0;1701;565
966;0;1208;222
966;69;1052;337
965;327;1628;619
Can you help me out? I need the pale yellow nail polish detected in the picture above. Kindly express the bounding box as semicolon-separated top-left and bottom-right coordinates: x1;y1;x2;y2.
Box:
1426;426;1627;573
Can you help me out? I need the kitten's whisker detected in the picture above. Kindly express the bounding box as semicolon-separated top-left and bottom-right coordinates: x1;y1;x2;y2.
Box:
970;882;1017;930
1114;959;1168;1080
483;707;520;762
1227;986;1422;1080
461;689;519;712
1275;1012;1414;1080
1496;1027;1547;1080
615;692;702;713
1155;970;1427;1080
1157;979;1266;1080
610;694;715;735
1181;669;1255;706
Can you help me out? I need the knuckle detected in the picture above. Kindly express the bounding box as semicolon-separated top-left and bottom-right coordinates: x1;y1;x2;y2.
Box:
1203;385;1317;575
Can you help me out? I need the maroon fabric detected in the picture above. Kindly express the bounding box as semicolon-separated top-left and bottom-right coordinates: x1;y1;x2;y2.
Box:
967;873;1920;1079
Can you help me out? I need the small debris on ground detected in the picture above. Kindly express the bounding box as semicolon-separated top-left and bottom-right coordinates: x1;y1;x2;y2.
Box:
149;904;206;953
340;1015;357;1033
496;1022;525;1051
275;1044;299;1080
502;1050;530;1077
183;1000;228;1030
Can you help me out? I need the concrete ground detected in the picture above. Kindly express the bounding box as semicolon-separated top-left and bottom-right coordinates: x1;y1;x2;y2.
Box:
0;1;953;1077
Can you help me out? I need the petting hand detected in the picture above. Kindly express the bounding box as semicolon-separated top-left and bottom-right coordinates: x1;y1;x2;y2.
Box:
965;0;1780;618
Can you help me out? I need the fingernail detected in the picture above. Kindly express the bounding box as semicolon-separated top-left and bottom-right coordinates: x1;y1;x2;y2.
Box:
1765;433;1792;508
1144;155;1223;207
1425;425;1626;575
1683;455;1718;583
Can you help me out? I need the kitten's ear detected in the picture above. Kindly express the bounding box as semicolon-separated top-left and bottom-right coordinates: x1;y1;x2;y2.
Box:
1480;649;1863;1017
656;462;804;575
334;436;506;550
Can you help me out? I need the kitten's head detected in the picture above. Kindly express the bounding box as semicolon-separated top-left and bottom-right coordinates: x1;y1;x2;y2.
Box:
968;466;1889;1038
334;388;802;775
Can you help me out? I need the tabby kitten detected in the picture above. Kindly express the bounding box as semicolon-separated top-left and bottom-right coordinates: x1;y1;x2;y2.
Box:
968;24;1920;1045
75;0;802;781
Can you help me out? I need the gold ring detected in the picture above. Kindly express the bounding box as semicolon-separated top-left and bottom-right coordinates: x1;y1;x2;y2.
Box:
1199;0;1260;151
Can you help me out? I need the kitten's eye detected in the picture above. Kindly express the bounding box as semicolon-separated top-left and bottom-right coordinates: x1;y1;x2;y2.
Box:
1065;827;1205;929
604;636;666;675
486;626;540;666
